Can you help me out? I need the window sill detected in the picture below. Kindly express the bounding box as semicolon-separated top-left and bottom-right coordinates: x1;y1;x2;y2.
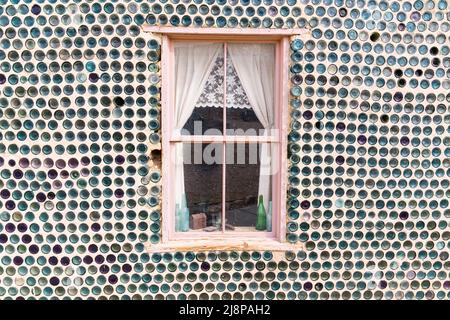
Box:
145;239;303;253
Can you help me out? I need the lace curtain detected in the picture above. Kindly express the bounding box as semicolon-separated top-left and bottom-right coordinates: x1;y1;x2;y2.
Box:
195;51;253;109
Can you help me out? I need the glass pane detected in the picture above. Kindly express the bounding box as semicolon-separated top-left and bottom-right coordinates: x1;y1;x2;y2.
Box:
225;43;276;136
174;142;223;232
174;42;224;136
225;143;274;232
182;105;224;136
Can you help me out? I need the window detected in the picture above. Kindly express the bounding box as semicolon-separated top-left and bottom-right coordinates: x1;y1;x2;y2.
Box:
169;40;279;236
145;27;303;250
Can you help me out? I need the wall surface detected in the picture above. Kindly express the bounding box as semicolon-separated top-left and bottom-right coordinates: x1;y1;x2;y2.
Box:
0;0;449;300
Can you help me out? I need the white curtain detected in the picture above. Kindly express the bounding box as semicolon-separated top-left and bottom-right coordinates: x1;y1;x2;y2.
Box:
228;43;275;211
173;42;221;210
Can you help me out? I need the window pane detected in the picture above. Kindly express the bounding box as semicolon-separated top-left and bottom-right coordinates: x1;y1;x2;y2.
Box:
226;43;276;136
174;42;224;136
174;142;223;232
182;106;224;136
225;143;274;232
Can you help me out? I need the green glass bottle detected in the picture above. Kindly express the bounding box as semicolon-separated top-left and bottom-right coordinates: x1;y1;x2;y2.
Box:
255;195;267;231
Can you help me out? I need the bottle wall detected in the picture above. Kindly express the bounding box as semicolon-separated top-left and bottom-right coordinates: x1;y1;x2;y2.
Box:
0;0;449;300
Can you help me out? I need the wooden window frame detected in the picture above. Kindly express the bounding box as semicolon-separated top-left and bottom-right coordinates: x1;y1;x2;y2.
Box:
143;26;306;252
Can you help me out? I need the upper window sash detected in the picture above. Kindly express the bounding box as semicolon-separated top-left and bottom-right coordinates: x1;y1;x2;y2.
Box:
168;40;280;144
